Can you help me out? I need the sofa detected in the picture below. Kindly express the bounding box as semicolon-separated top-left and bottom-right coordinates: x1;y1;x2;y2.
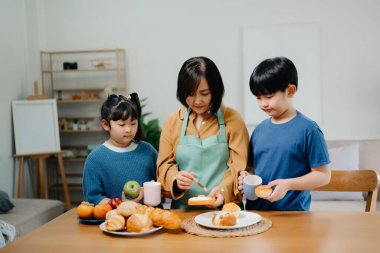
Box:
0;198;65;240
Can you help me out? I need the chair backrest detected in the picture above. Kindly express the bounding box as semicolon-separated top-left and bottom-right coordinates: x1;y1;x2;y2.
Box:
313;170;379;212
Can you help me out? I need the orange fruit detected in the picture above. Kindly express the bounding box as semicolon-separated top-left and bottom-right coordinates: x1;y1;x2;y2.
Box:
93;204;112;219
77;202;94;219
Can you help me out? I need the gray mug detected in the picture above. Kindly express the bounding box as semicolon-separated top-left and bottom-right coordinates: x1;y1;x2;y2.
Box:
243;175;262;201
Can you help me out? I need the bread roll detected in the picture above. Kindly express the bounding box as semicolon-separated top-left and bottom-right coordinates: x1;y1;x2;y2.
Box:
222;202;241;218
211;212;236;226
105;209;119;220
105;214;125;231
118;201;181;230
255;185;272;198
188;195;216;205
150;208;181;230
117;201;140;217
126;213;153;232
136;205;155;217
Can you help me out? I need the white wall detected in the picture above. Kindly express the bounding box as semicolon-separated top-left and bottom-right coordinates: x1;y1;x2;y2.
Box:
36;0;380;140
1;0;380;195
0;0;29;195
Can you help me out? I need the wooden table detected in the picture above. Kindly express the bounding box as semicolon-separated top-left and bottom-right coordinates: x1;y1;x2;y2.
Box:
2;209;379;253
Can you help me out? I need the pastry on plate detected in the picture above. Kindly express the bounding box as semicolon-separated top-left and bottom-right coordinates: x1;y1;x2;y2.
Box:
105;214;125;231
222;202;241;218
188;195;216;205
126;213;153;232
117;201;140;217
211;211;237;226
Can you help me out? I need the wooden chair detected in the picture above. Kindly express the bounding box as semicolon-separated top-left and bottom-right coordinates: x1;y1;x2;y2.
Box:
314;170;379;212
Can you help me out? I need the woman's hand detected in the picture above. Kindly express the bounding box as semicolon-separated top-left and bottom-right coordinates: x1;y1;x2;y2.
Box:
175;171;194;190
206;186;224;208
238;171;249;193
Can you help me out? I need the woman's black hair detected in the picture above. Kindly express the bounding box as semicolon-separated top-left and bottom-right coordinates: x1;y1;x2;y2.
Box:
176;56;225;114
100;93;143;141
249;57;298;96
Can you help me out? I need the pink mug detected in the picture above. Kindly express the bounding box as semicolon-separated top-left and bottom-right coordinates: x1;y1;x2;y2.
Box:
143;181;162;206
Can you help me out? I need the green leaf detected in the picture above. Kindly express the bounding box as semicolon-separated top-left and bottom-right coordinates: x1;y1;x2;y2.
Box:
139;97;162;151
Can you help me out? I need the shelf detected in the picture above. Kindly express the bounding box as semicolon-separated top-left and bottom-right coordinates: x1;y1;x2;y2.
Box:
42;49;124;54
54;88;104;92
60;173;83;178
62;145;88;150
42;68;123;73
48;157;86;162
49;183;82;191
57;99;103;104
59;117;98;120
60;129;102;133
41;49;125;206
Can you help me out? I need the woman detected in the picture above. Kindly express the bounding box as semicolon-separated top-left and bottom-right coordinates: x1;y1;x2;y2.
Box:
157;56;249;209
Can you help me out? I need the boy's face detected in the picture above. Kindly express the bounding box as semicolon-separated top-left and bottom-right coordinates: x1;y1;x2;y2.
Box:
255;85;295;120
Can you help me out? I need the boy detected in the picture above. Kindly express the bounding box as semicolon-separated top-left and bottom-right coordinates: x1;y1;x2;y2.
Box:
239;57;331;211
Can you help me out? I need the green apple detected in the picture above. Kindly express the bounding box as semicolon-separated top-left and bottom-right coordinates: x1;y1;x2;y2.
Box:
123;180;141;199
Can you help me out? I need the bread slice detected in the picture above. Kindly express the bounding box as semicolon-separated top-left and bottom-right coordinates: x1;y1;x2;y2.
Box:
188;195;216;205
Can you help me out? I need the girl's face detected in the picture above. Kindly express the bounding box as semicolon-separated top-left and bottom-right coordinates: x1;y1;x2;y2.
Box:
102;116;138;147
255;85;295;122
185;77;212;116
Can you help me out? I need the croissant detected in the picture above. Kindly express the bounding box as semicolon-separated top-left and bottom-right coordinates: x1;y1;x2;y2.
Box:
127;214;153;232
117;201;181;230
117;201;141;217
105;209;119;220
136;205;155;217
150;208;181;229
105;214;125;231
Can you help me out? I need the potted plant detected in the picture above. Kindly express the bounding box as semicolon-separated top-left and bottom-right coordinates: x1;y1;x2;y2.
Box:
140;98;162;151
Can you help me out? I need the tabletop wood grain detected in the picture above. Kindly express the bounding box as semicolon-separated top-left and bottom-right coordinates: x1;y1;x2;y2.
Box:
2;208;379;253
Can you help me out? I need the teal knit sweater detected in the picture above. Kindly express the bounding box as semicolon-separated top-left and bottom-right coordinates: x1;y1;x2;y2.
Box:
82;141;158;205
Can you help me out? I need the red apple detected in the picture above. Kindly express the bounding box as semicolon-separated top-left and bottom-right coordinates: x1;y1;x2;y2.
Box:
109;197;122;209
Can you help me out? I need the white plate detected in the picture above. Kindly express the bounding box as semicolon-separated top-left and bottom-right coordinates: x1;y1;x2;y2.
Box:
99;222;163;236
194;211;262;229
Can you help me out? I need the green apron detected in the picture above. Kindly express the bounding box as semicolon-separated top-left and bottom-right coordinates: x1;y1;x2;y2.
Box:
171;108;229;209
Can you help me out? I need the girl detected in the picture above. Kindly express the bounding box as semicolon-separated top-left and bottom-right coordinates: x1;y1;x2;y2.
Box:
82;93;158;205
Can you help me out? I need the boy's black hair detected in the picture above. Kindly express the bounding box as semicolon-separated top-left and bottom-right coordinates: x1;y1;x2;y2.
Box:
249;57;298;96
176;56;225;115
100;93;143;141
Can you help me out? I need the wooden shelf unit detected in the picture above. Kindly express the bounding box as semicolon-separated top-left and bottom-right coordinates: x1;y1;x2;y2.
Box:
41;49;126;205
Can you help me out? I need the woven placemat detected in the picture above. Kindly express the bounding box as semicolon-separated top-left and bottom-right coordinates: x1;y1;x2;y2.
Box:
181;217;272;238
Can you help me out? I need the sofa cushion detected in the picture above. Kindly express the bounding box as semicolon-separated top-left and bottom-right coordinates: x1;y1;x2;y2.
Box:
310;200;380;212
0;191;14;214
0;198;64;238
311;143;364;201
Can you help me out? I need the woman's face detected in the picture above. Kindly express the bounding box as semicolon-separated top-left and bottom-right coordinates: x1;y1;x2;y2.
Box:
185;77;212;116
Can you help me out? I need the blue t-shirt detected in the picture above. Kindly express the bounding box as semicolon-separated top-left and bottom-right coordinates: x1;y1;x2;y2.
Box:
246;111;330;211
82;141;158;205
